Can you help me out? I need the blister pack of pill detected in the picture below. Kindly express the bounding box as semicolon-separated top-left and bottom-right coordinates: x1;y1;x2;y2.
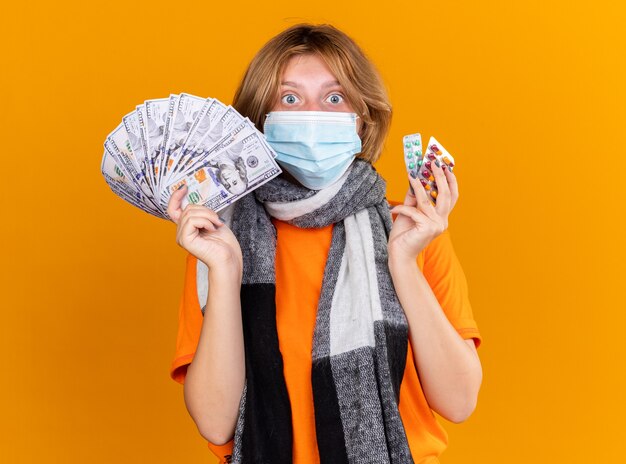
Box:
402;133;455;204
402;133;423;179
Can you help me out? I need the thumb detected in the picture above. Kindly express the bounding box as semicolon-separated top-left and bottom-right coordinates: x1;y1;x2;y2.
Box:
403;175;418;207
167;185;187;224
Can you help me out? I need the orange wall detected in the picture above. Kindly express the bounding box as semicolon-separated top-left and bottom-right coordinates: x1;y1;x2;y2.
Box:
1;0;624;462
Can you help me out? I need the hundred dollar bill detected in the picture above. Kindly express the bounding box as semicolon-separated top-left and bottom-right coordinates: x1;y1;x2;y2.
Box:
170;99;228;177
176;116;279;182
101;147;164;218
193;107;245;156
182;98;222;147
108;178;162;217
167;115;250;187
172;106;247;180
163;121;282;212
105;124;161;212
101;146;140;198
135;104;155;192
160;93;208;190
110;181;164;219
121;110;152;193
104;138;162;215
144;97;169;194
156;94;179;194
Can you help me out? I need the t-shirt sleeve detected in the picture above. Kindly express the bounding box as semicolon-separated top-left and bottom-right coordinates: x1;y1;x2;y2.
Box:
418;228;482;348
170;253;204;385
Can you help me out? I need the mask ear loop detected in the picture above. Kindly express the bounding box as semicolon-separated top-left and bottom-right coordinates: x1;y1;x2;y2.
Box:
354;114;363;138
262;113;272;133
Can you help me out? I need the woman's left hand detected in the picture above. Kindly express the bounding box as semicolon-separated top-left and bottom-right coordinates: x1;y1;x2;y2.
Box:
388;161;459;261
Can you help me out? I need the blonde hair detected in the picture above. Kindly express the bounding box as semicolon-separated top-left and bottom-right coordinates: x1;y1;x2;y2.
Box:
232;24;392;163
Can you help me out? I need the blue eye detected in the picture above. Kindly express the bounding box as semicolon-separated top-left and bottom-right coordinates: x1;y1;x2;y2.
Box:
282;94;298;104
327;94;343;104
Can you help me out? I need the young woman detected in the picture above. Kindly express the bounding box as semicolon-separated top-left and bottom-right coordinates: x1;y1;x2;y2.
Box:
168;23;482;464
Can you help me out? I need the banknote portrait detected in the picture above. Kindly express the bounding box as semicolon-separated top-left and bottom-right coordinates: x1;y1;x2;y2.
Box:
205;144;248;195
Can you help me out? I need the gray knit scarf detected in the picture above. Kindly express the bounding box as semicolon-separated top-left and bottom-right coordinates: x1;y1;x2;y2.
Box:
198;159;413;463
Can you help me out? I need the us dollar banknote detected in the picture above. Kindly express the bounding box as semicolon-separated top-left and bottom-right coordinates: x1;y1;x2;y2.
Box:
101;94;282;220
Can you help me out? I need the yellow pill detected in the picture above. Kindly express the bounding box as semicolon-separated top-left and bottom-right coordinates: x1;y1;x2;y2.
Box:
428;175;435;182
431;190;438;199
424;184;431;190
443;156;451;165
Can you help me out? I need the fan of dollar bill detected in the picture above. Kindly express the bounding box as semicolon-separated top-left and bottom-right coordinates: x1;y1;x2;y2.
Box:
101;93;283;220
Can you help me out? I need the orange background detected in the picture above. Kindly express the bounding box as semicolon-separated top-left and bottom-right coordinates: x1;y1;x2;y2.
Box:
1;0;624;462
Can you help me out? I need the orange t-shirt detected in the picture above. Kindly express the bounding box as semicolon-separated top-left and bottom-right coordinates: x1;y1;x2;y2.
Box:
170;209;482;464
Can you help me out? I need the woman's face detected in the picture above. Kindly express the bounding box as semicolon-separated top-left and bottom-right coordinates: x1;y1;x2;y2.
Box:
272;54;357;118
269;53;362;186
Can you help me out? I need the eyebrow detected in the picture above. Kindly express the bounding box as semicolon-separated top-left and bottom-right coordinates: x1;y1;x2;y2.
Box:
280;80;342;88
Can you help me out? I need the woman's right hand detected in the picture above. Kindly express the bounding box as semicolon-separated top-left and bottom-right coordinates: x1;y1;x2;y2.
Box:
167;186;243;277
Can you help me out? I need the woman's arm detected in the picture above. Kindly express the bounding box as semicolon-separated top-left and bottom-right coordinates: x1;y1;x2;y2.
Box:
183;266;245;445
168;188;246;445
388;161;482;423
389;254;482;423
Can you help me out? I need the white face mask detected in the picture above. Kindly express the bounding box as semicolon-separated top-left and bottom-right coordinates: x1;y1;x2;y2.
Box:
263;111;362;190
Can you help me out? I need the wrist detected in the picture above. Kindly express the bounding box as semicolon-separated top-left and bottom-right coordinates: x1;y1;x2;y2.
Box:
208;272;242;292
388;245;418;267
205;259;243;286
388;251;420;277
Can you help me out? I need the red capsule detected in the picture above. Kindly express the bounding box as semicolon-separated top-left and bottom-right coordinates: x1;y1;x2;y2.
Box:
425;161;432;170
419;179;427;187
422;169;430;178
427;153;436;160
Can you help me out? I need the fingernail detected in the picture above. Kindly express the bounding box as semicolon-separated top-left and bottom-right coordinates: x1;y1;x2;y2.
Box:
409;171;417;179
409;184;415;195
434;159;441;168
218;216;226;223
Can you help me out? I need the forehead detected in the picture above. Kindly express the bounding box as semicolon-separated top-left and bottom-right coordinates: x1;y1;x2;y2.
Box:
281;54;339;85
